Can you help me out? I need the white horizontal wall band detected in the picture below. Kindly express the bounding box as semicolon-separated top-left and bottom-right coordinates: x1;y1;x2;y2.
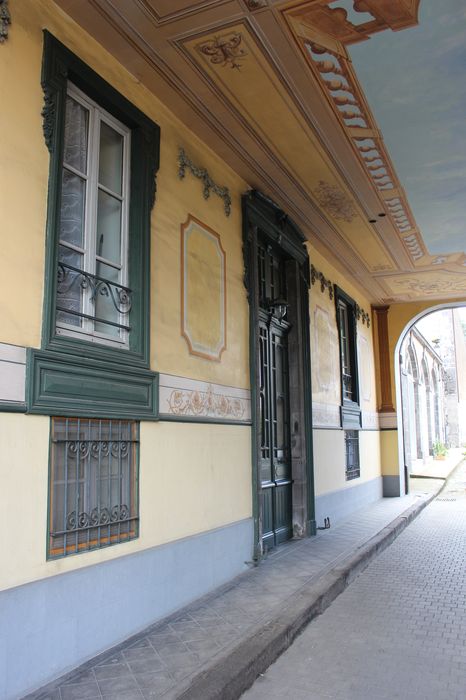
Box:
0;343;26;403
312;402;393;431
312;402;340;428
361;410;379;430
159;373;251;422
379;411;398;430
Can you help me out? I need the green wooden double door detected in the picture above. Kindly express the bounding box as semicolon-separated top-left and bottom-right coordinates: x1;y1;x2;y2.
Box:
258;241;292;550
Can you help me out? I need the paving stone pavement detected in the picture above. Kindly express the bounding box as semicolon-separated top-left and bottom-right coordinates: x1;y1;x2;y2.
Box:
242;460;466;700
24;489;434;700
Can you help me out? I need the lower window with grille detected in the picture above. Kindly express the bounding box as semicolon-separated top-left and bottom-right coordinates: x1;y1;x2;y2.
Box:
344;430;360;481
49;417;139;558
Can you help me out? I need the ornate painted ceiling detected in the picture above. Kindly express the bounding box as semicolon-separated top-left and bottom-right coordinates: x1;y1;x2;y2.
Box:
53;0;466;304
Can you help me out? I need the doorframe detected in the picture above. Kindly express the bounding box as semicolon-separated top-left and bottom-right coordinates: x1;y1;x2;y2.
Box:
242;190;316;561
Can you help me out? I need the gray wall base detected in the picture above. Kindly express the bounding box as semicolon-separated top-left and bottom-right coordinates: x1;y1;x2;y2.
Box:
383;474;403;497
0;518;253;700
315;477;383;529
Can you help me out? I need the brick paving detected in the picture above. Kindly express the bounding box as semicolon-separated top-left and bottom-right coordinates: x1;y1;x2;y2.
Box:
24;489;433;700
242;460;466;700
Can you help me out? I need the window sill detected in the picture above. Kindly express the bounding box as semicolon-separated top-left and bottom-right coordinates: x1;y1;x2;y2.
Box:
340;402;361;430
27;349;159;420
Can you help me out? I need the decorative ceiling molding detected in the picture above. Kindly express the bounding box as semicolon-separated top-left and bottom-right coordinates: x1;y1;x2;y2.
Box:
137;0;231;25
313;180;356;223
283;0;420;47
0;0;11;43
245;0;266;10
197;32;248;70
298;40;426;264
178;147;232;216
381;271;466;299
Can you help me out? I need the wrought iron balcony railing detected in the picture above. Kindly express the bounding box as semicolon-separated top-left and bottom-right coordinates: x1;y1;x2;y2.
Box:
56;262;133;331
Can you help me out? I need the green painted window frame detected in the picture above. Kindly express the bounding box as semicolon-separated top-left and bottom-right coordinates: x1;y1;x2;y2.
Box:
40;31;160;369
334;285;361;430
28;33;160;419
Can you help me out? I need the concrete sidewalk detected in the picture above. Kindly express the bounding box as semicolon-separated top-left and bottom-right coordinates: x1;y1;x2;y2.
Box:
242;457;466;700
410;446;464;480
26;479;452;700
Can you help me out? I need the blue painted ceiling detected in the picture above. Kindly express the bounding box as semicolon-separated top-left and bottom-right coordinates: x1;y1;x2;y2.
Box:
349;0;466;255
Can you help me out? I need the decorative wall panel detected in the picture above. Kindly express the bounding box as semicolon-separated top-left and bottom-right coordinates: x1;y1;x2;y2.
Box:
358;334;372;402
313;306;339;402
181;216;227;362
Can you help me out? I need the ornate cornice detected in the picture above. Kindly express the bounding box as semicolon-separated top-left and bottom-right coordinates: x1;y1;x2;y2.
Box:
0;0;10;43
178;147;232;216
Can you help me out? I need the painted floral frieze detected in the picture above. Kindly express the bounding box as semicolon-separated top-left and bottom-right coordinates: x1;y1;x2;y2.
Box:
167;385;246;419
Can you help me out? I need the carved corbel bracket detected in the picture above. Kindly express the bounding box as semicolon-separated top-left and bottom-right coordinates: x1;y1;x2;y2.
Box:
178;147;232;217
0;0;11;43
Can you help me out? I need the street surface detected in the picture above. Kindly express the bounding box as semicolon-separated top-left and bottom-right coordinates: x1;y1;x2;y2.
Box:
243;460;466;700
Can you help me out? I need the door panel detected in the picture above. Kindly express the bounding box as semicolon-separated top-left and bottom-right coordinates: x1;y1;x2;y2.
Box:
257;238;292;550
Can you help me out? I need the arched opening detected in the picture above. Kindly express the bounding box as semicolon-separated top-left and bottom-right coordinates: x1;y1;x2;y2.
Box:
394;302;466;495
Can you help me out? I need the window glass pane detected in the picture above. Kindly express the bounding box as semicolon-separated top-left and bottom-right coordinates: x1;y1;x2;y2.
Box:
57;245;84;328
99;121;123;195
96;190;122;265
60;170;85;248
63;96;88;173
94;261;121;337
55;85;134;348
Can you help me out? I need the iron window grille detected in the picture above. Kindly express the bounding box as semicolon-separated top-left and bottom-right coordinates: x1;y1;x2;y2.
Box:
345;430;360;480
49;417;139;558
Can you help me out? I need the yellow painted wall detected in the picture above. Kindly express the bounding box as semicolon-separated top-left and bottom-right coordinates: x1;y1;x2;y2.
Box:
313;429;381;497
0;7;48;348
0;1;252;592
0;0;250;389
380;429;400;476
359;431;382;482
308;246;378;414
309;246;383;496
0;414;251;592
